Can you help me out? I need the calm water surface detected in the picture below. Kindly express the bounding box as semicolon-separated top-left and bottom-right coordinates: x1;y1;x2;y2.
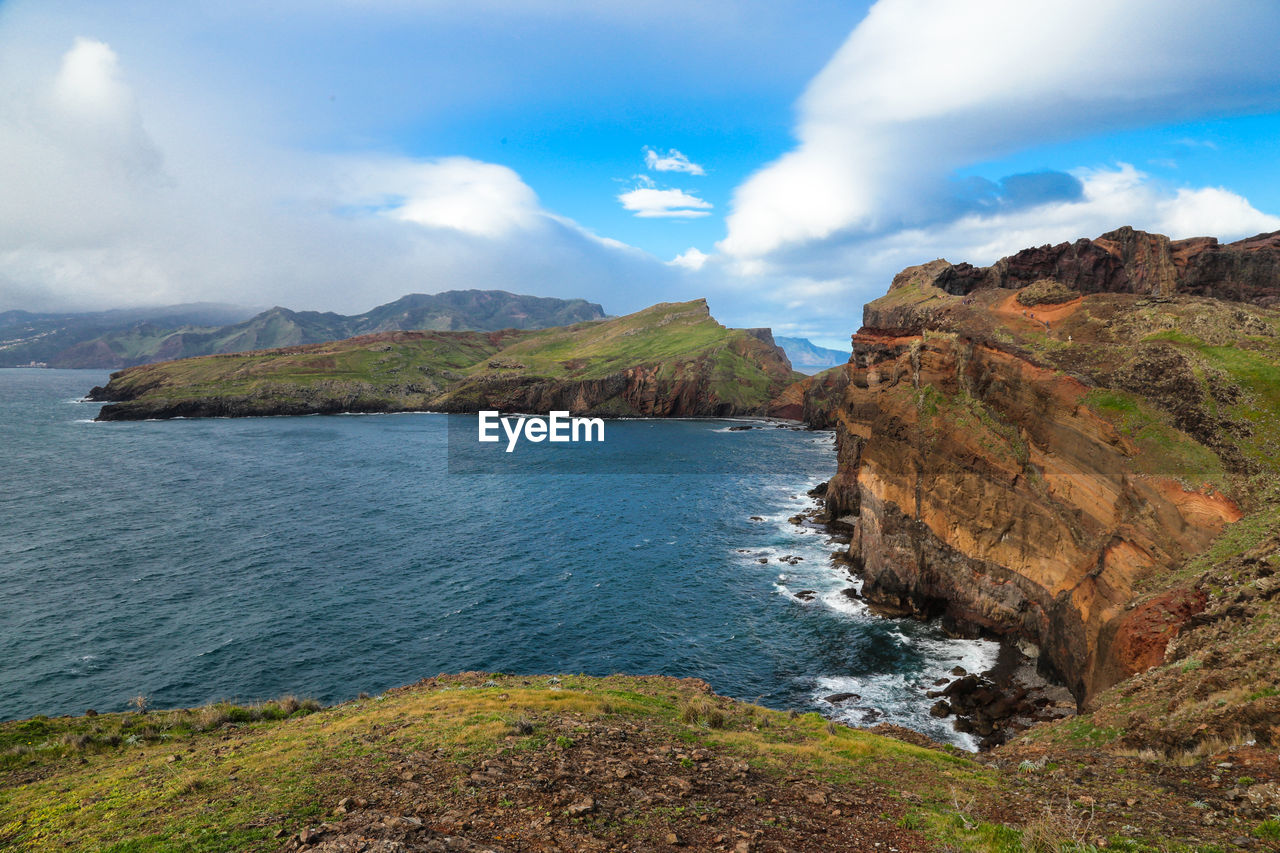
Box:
0;369;995;746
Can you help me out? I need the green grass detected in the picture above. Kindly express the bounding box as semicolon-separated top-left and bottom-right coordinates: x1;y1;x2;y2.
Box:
1139;329;1280;475
97;300;799;417
1255;818;1280;841
0;675;984;852
1084;388;1229;490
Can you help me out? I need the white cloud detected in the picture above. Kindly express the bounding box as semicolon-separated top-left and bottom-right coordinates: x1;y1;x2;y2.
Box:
701;163;1280;342
719;0;1280;264
643;146;705;176
669;247;708;270
0;38;693;315
347;157;544;239
618;187;712;218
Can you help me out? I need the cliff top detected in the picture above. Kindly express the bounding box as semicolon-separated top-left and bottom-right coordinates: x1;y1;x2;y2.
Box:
89;299;801;420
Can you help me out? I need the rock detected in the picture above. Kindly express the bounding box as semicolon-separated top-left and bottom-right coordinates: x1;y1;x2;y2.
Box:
823;693;860;704
793;590;817;602
566;797;595;816
930;700;952;718
950;667;967;677
797;227;1275;708
749;516;765;522
727;425;754;431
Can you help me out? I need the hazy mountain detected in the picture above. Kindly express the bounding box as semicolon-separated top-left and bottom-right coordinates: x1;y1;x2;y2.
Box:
1;291;606;368
774;336;849;374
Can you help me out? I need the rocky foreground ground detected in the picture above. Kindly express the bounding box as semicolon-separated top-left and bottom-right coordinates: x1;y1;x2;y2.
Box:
3;670;1279;852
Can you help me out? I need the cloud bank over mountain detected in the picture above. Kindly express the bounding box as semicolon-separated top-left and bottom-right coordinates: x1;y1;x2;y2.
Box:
712;0;1280;336
1;0;1279;346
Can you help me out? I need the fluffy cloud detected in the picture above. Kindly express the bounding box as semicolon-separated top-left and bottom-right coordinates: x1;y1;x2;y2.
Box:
617;187;713;218
0;37;688;314
668;247;709;270
700;163;1280;343
348;157;545;239
643;147;705;176
719;0;1280;273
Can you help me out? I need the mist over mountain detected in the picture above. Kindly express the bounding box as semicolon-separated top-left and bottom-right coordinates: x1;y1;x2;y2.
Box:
774;336;849;374
0;291;606;368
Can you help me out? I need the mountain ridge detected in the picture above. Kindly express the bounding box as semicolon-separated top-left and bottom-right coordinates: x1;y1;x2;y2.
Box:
1;290;606;369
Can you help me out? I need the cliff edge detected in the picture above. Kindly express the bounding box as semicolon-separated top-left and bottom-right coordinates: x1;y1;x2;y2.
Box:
781;228;1280;708
89;300;800;421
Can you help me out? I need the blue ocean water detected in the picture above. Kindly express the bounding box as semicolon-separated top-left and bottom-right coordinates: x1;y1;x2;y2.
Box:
0;369;996;747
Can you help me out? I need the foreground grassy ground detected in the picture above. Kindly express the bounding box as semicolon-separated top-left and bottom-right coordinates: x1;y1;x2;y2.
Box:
4;673;1277;852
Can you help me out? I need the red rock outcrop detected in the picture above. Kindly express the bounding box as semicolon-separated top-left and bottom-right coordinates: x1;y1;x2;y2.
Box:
931;226;1280;308
795;228;1275;706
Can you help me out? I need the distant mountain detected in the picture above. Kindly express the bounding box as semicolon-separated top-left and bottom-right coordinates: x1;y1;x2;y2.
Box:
774;336;849;374
0;291;606;369
0;304;259;368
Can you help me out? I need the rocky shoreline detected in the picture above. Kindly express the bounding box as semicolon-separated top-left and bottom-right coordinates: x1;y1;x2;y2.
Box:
794;477;1076;750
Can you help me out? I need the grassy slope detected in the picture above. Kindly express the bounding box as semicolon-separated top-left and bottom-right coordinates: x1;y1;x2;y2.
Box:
6;674;1266;852
98;330;516;403
95;300;799;417
2;675;983;853
436;300;795;411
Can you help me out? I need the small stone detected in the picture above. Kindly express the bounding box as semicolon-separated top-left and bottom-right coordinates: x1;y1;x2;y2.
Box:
665;832;681;845
566;797;595;816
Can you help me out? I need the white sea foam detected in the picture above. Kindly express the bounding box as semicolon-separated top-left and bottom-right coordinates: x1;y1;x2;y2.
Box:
811;673;982;751
745;473;1004;751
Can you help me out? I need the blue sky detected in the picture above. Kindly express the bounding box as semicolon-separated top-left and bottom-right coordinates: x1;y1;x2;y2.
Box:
1;0;1279;347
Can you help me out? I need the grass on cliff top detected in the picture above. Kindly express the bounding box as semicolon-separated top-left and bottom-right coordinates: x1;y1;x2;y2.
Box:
470;300;736;379
103;331;515;402
1083;388;1230;491
101;300;795;407
0;674;980;853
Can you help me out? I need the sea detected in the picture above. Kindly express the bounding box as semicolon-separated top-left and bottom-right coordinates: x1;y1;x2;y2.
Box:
0;368;998;748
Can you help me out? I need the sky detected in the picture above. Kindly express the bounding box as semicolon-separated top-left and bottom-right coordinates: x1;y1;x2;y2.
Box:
2;1;1280;347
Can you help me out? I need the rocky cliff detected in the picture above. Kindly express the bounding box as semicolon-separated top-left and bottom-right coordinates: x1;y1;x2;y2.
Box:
90;300;800;421
780;228;1280;706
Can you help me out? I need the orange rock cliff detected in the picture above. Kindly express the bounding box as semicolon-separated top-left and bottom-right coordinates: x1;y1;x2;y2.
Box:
773;227;1280;706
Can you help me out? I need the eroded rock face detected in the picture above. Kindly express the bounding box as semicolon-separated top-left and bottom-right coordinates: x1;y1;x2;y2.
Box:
798;227;1275;707
821;332;1237;703
931;226;1280;308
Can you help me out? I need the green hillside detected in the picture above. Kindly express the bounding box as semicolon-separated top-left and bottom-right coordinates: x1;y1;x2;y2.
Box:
90;300;800;420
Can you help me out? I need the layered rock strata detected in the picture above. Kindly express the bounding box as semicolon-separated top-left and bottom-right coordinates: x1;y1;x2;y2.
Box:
780;228;1280;706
